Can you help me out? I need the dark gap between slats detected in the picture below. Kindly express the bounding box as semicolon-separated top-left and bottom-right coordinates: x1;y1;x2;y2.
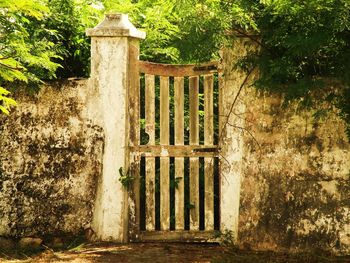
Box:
184;157;190;230
140;73;148;145
140;157;146;231
155;76;160;145
184;77;190;145
199;157;205;230
169;157;175;230
169;77;175;145
214;157;220;230
199;76;204;145
213;73;220;145
155;157;161;230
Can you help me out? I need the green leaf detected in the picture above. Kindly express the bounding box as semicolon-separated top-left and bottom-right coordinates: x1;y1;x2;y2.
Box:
0;105;10;115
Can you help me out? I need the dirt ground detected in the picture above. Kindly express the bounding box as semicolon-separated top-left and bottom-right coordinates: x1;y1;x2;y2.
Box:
1;243;350;263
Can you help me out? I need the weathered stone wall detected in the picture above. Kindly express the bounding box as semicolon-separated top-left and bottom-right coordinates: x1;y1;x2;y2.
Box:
0;80;103;239
0;36;348;255
223;39;350;255
238;91;350;254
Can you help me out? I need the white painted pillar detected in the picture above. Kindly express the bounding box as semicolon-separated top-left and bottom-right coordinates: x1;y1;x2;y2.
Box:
220;38;251;243
86;14;145;242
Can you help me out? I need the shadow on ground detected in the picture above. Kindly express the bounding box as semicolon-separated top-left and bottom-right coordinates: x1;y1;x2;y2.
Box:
1;243;350;263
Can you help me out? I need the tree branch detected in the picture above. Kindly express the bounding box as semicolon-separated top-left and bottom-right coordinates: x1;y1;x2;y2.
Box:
226;122;261;152
0;61;23;71
219;66;256;142
231;27;270;53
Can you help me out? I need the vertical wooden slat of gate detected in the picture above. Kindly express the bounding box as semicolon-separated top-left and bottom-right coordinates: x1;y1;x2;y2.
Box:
145;74;155;231
204;74;214;230
174;77;184;230
128;39;141;235
189;76;199;230
160;76;170;230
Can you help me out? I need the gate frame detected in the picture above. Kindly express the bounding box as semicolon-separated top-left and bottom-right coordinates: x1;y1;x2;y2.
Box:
87;13;243;244
128;61;222;242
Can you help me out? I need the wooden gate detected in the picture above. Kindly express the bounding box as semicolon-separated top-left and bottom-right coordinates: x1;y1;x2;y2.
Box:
128;60;223;242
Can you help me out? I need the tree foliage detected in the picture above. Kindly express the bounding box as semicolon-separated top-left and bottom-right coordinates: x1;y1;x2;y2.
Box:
42;0;101;78
105;0;350;136
0;0;102;114
102;0;181;63
231;0;350;136
0;0;60;114
1;0;349;138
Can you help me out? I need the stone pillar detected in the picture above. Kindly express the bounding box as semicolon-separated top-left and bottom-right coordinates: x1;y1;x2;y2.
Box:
86;14;145;242
220;37;253;243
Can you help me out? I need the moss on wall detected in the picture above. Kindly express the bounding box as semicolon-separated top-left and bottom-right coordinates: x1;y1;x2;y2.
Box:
223;39;350;255
0;80;103;238
238;89;350;255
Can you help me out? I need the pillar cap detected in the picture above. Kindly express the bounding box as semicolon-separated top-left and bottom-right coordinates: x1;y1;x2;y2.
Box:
86;14;146;39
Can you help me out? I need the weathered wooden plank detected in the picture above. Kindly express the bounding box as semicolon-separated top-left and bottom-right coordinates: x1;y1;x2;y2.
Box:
189;76;199;230
128;39;141;235
130;145;219;157
139;61;222;77
174;78;184;145
145;74;155;231
136;230;219;242
174;77;184;230
204;75;214;144
160;76;170;230
145;74;155;144
204;74;214;230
